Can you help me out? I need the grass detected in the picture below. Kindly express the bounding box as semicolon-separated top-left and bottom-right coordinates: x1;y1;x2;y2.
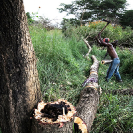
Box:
29;25;89;105
29;25;133;132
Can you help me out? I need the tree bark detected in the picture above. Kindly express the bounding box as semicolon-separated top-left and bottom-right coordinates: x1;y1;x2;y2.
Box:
31;119;74;133
0;0;42;133
76;55;100;132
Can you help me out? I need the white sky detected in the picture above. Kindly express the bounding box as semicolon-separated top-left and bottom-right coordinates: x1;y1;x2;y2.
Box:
23;0;74;25
23;0;133;25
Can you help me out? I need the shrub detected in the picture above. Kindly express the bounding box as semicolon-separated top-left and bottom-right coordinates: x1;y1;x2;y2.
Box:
63;20;133;47
119;49;133;76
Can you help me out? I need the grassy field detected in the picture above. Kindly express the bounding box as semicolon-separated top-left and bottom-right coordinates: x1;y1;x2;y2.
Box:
0;25;132;133
30;25;133;132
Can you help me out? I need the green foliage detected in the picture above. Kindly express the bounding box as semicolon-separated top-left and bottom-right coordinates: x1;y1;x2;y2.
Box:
26;12;39;25
29;25;133;132
119;10;133;29
119;49;133;76
91;94;133;133
58;0;127;22
26;12;34;24
29;25;88;104
62;20;133;47
61;18;80;35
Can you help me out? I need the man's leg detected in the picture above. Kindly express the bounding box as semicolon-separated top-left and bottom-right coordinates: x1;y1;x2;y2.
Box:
114;66;122;81
106;58;120;82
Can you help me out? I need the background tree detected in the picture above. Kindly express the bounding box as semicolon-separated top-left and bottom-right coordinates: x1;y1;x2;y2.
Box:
0;0;42;133
119;10;133;29
26;12;34;24
59;0;127;25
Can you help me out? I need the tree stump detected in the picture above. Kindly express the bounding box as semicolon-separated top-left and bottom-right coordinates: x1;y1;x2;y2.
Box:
75;55;100;132
31;99;76;133
32;55;100;133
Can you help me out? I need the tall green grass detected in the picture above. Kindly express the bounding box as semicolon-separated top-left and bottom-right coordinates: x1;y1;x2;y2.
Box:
29;25;133;133
29;25;90;105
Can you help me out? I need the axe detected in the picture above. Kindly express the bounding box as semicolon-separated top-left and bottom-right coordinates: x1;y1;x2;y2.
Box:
99;19;111;33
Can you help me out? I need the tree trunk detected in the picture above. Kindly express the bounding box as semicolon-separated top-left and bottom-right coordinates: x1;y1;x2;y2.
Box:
0;0;42;133
31;99;76;133
32;119;74;133
76;55;100;132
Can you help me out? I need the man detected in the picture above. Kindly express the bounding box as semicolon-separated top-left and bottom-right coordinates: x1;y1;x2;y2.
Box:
96;32;122;82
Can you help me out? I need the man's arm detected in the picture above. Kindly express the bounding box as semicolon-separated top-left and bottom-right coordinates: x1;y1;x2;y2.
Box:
95;36;102;45
98;32;111;46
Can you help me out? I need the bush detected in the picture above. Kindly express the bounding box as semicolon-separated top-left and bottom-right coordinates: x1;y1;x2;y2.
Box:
119;10;133;29
119;49;133;76
63;20;133;47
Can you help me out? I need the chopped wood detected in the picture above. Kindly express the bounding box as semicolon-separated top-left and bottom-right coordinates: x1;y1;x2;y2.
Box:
31;99;76;133
101;59;112;64
34;99;76;124
74;117;88;133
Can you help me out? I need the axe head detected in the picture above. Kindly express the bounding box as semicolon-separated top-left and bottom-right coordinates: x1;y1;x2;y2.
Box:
102;19;111;24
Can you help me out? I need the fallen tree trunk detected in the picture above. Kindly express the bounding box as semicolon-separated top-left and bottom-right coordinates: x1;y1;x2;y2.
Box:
75;55;100;132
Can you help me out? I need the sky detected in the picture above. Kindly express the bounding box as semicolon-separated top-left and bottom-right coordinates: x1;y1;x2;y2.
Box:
23;0;133;25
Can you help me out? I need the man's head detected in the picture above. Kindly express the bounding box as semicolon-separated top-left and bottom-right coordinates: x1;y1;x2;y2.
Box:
103;38;110;43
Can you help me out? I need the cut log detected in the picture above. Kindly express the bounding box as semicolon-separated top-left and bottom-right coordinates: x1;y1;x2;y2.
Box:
75;55;100;132
101;59;112;64
31;99;76;133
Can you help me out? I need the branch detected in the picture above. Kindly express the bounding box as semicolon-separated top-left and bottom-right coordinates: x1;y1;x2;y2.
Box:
83;36;92;59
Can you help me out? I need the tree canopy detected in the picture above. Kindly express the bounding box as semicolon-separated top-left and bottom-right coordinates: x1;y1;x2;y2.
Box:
119;10;133;28
58;0;127;23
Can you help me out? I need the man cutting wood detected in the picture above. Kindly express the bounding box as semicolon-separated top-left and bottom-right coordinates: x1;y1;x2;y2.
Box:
96;32;122;82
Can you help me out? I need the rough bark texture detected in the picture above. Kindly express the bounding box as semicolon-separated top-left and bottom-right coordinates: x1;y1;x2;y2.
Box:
76;55;100;132
31;118;74;133
0;0;42;133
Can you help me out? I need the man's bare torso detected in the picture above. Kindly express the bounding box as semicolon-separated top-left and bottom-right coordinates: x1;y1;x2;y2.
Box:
107;44;118;59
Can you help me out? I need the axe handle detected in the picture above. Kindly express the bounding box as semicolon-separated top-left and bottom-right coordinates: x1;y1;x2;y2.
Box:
100;22;110;33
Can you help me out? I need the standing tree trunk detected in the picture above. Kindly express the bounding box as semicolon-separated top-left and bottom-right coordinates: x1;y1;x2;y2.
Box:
0;0;42;133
